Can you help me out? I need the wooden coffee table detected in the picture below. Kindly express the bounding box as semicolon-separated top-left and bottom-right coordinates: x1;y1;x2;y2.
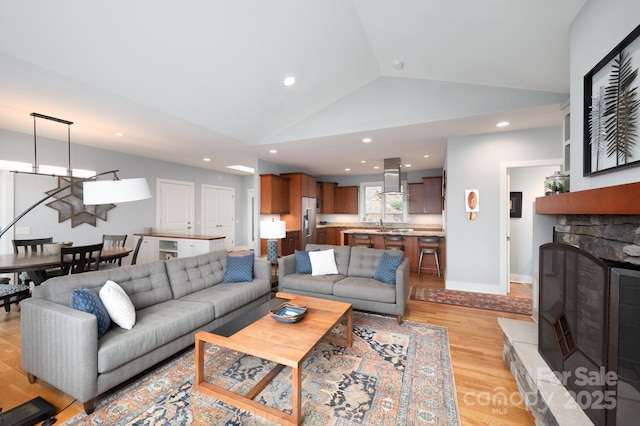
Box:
194;292;352;426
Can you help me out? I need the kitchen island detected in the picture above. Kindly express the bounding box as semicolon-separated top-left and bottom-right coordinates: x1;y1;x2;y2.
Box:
340;227;445;275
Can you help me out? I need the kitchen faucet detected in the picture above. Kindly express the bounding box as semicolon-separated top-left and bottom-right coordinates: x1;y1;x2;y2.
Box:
378;219;385;231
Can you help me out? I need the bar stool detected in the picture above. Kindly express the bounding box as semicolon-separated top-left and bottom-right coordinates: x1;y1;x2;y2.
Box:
352;234;373;248
418;236;441;278
383;235;404;251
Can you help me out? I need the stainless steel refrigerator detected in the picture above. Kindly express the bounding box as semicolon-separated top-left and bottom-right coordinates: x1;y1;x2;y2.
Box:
301;197;317;250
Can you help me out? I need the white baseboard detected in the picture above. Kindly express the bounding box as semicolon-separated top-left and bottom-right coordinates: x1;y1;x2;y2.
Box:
510;274;533;284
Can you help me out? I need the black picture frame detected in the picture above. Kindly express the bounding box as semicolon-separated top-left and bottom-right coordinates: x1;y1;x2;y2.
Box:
509;192;522;218
583;24;640;176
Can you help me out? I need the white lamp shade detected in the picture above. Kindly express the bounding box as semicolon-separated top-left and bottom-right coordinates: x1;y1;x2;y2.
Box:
83;178;152;205
260;220;286;239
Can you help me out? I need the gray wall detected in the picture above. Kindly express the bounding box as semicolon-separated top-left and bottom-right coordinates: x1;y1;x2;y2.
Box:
445;126;562;293
1;129;251;251
569;0;640;191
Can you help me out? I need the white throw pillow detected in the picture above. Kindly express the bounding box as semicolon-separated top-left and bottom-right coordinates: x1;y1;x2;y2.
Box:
309;249;339;276
99;280;136;330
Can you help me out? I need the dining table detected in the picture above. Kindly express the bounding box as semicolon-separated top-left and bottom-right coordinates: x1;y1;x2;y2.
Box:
0;246;133;285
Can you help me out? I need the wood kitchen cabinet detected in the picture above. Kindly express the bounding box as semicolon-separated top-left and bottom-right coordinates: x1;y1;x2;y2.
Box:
326;226;348;245
317;182;336;213
260;174;290;214
334;186;358;214
408;182;426;214
282;230;300;256
281;172;316;198
423;176;443;213
316;227;327;244
408;176;443;214
259;230;300;257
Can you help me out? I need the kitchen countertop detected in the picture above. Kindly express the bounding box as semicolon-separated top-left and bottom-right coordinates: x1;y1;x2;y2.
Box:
134;233;225;240
340;228;445;237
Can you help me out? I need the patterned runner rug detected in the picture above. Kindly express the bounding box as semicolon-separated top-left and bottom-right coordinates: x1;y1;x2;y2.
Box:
410;286;532;315
65;312;459;425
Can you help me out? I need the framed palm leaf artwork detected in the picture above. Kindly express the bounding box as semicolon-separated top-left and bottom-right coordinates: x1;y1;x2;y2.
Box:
584;24;640;175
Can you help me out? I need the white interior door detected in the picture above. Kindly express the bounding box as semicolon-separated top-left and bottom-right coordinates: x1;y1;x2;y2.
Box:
157;179;194;234
201;184;235;250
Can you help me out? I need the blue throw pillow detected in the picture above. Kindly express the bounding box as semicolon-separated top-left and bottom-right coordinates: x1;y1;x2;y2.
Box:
70;288;111;338
295;250;313;274
224;253;255;283
374;253;403;285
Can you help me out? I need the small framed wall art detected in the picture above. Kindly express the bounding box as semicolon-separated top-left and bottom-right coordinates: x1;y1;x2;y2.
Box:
465;189;479;220
509;191;522;218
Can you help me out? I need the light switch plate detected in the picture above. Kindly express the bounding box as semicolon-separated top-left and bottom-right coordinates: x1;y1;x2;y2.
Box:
15;226;31;235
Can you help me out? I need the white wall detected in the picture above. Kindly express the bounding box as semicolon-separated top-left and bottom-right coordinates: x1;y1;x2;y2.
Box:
1;129;251;256
509;165;559;283
569;0;640;191
445;126;562;294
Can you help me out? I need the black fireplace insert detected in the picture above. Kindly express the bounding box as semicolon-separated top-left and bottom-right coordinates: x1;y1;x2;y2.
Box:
539;242;640;426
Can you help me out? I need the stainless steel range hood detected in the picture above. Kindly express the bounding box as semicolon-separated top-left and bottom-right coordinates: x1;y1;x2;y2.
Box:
383;158;403;193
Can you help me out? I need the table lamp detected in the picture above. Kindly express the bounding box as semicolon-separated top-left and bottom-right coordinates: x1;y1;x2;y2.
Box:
260;219;286;264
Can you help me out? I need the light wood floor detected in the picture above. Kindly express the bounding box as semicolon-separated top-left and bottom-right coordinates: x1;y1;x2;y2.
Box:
0;275;534;425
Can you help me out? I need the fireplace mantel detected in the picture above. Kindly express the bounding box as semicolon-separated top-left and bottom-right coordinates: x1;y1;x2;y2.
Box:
536;181;640;215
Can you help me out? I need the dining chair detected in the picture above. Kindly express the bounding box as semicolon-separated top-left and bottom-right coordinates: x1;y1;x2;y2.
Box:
102;234;127;266
130;236;144;265
61;243;104;275
12;237;54;285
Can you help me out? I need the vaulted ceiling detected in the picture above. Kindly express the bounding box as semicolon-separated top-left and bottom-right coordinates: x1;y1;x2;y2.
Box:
0;0;586;176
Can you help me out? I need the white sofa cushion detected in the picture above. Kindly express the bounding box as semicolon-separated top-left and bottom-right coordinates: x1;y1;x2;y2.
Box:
100;280;136;330
309;249;339;276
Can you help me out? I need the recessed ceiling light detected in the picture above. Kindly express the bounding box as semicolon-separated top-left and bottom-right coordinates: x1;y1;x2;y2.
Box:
423;154;430;158
373;166;380;170
269;149;277;154
345;168;351;172
362;138;372;143
361;160;366;163
115;132;124;137
497;121;510;127
226;165;255;173
283;76;296;87
405;164;412;168
203;158;211;162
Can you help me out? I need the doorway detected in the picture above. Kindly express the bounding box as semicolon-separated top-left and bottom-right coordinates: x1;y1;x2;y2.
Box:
499;159;561;304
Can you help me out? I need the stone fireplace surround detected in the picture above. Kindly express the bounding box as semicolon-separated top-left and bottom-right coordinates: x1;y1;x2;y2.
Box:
499;182;640;426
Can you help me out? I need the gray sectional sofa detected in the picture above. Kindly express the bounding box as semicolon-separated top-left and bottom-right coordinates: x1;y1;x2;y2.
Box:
278;244;410;324
20;249;271;414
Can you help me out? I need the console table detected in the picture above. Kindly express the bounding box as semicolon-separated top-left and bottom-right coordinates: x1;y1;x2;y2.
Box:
133;233;225;264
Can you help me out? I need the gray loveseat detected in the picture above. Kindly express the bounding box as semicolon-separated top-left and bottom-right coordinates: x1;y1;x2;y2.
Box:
20;249;270;413
278;244;410;324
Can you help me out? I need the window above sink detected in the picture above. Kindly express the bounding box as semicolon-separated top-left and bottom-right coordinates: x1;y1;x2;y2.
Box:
359;181;408;224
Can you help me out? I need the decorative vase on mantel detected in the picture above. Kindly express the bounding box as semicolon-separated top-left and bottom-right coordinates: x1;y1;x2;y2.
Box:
544;171;569;195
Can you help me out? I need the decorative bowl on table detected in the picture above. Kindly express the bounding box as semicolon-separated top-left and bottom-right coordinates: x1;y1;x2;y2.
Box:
44;242;73;255
270;302;308;323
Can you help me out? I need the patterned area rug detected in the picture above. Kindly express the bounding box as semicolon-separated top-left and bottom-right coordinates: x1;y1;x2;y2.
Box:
410;286;532;315
65;312;459;425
